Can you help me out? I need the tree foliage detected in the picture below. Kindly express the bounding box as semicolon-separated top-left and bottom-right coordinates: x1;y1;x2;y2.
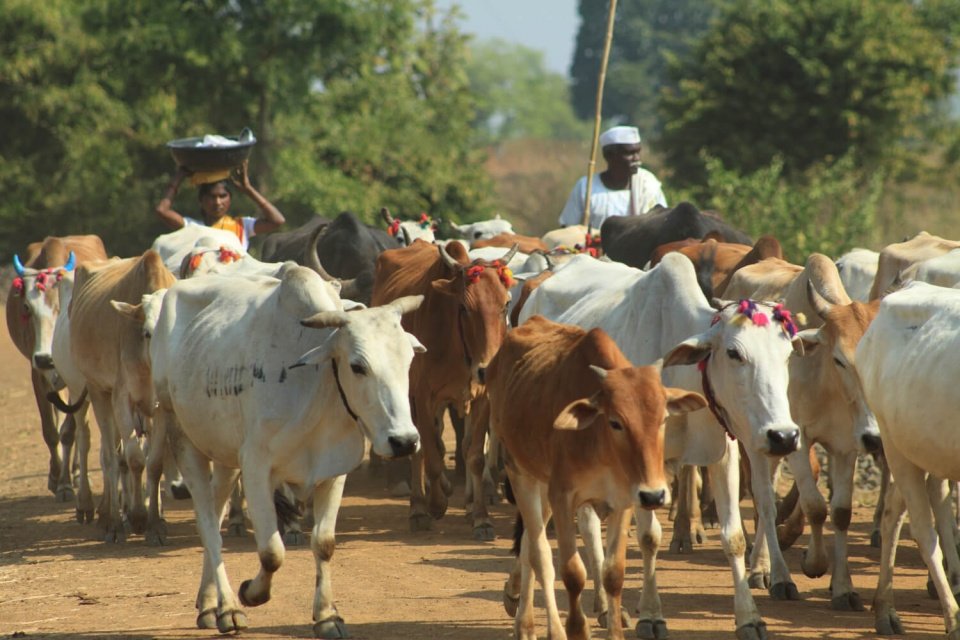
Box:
659;0;959;185
0;0;492;261
570;0;720;134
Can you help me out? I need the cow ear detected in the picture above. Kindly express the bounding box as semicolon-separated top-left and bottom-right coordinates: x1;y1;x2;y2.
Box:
407;332;427;353
110;300;145;324
664;387;707;416
301;310;349;329
794;328;819;357
431;277;459;297
554;395;601;431
663;334;711;367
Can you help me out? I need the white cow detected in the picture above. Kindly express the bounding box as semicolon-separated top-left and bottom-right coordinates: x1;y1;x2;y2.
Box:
150;266;424;636
380;208;437;246
908;247;960;288
857;281;960;638
151;225;246;275
517;252;803;638
455;214;514;243
835;248;878;302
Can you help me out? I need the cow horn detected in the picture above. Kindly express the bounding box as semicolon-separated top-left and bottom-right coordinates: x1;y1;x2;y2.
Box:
380;207;395;225
650;358;664;375
304;224;335;280
401;225;412;246
13;254;25;277
438;242;461;270
807;280;833;320
588;364;608;380
63;251;76;272
499;243;520;266
709;297;726;311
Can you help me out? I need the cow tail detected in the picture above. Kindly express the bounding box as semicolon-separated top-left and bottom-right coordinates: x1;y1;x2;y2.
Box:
46;387;88;413
503;474;515;504
511;512;524;557
273;489;303;532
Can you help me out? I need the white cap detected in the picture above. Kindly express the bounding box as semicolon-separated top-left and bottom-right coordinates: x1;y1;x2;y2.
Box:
599;125;641;148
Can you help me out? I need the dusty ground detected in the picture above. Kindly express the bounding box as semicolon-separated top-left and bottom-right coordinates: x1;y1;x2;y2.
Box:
0;323;949;640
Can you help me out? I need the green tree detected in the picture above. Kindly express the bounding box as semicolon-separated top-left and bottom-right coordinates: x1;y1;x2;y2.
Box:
465;39;590;143
0;0;492;261
659;0;958;185
570;0;720;134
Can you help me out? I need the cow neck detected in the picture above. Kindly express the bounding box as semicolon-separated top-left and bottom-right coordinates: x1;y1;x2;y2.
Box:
699;354;736;441
331;359;359;422
456;303;472;369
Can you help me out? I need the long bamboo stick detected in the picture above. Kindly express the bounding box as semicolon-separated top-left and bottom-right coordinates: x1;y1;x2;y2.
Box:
581;0;619;232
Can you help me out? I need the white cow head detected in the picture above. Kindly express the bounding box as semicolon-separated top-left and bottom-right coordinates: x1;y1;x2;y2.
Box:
664;299;803;457
381;208;437;247
455;215;514;244
794;281;882;455
295;295;426;459
11;252;76;373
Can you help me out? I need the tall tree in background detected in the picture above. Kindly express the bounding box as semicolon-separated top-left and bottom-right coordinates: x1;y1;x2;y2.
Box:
0;0;491;260
659;0;959;185
569;0;719;134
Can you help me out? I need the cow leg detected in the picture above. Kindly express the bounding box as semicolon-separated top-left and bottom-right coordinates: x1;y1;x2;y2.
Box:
709;439;765;639
883;446;960;638
56;412;76;502
602;507;633;640
512;472;563;640
237;465;285;609
426;409;452;520
784;445;827;579
633;508;667;640
777;446;819;550
113;397;147;535
172;434;246;633
929;477;960;600
74;402;94;524
144;410;170;546
552;495;589;640
311;475;349;639
576;505;607;620
871;452;889;548
670;464;705;553
225;479;248;537
826;450;862;610
747;452;799;600
873;479;907;635
449;404;467;480
408;449;432;531
31;371;61;495
466;399;494;540
88;389;125;542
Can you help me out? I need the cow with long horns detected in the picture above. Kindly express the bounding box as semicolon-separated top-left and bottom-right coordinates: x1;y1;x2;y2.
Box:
5;235;108;504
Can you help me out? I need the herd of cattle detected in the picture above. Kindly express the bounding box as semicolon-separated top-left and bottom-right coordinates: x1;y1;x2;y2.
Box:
7;201;960;639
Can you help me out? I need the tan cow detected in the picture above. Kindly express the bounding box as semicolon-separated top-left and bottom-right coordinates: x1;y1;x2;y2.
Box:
5;235;107;502
488;315;705;640
370;239;515;531
70;250;176;543
868;231;960;300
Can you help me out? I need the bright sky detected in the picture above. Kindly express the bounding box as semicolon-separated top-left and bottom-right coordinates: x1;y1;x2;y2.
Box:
433;0;580;75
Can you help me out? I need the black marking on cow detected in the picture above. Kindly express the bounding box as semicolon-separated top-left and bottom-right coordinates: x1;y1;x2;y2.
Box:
252;363;265;382
204;365;250;397
279;368;287;383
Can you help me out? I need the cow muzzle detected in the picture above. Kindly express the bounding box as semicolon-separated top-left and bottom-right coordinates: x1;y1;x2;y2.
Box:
637;488;667;510
388;434;420;458
765;426;800;457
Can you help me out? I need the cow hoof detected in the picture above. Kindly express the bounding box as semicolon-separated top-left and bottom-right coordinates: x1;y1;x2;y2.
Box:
769;581;799;600
239;579;271;607
216;609;249;633
800;549;828;578
314;615;349;638
473;523;495;541
748;572;770;590
928;577;938;599
875;609;904;635
410;513;433;532
428;497;449;520
283;529;307;546
103;525;127;544
598;609;632;630
127;506;148;535
870;529;881;548
692;523;707;544
169;481;191;500
55;484;75;502
735;620;768;640
76;507;94;524
196;608;218;629
635;618;668;639
668;537;692;554
145;519;168;547
831;591;864;611
503;585;520;617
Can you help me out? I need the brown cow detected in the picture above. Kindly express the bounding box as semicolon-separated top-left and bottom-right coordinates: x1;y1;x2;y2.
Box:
5;235;107;503
370;239;515;531
473;232;549;255
488;315;705;640
70;250;176;543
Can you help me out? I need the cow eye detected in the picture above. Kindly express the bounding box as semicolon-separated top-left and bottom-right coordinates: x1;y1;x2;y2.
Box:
609;419;623;431
726;348;743;362
350;363;367;376
833;357;846;369
473;231;482;239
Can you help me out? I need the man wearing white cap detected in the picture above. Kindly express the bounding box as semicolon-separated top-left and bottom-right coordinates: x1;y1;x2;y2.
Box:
558;125;667;229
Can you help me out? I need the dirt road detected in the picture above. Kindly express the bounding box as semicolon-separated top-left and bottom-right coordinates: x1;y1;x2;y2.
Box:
0;323;947;639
